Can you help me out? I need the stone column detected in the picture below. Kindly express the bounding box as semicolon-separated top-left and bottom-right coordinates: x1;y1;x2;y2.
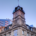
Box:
24;30;27;36
6;32;9;36
18;28;22;36
28;32;31;36
11;30;14;36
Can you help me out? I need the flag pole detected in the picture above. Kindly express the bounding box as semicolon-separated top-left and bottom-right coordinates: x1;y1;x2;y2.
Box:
18;0;19;6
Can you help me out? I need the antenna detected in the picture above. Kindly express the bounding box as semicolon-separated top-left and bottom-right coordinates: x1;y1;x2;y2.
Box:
18;0;19;6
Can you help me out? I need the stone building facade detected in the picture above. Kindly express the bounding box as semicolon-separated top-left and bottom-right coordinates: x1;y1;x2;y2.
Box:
0;6;36;36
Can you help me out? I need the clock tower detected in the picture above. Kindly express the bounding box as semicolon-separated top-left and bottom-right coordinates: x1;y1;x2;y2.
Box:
12;6;26;27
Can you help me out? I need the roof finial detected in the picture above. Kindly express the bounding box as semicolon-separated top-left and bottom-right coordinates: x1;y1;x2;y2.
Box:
18;0;19;6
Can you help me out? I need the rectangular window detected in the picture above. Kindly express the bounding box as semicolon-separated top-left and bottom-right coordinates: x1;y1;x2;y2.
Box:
22;30;24;35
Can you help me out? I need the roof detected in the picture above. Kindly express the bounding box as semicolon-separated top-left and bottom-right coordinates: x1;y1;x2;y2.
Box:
13;6;25;14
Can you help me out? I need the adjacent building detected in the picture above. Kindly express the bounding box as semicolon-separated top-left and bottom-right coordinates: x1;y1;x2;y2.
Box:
0;19;10;27
0;6;36;36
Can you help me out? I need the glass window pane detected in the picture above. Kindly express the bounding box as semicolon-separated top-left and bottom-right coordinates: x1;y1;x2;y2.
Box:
14;30;18;36
31;28;32;31
22;30;24;35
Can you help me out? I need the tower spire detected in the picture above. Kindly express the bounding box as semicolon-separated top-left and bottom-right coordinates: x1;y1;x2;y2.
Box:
18;0;19;6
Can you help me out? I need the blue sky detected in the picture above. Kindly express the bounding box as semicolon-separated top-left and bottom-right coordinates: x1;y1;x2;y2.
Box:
0;0;36;27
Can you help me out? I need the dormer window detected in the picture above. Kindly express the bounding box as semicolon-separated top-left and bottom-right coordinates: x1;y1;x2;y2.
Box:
15;7;17;11
31;28;32;31
17;7;20;10
21;8;23;10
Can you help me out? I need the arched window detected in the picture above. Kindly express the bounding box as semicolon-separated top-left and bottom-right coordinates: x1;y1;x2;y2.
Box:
14;30;18;36
22;30;24;35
